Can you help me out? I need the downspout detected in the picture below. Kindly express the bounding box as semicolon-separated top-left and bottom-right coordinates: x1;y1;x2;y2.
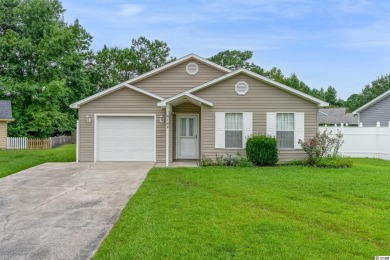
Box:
76;120;79;162
166;104;171;166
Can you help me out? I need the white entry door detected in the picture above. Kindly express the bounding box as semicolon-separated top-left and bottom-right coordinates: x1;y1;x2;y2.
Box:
176;115;198;159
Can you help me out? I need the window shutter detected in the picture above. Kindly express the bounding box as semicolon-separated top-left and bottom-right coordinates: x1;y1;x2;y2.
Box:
266;112;276;137
243;112;253;146
294;112;304;149
215;112;225;148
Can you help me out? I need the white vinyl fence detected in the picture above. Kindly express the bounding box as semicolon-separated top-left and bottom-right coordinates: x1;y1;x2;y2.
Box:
7;135;73;150
7;137;27;150
319;122;390;160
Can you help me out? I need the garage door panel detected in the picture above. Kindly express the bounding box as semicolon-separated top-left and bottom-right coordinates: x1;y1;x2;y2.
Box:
96;116;155;161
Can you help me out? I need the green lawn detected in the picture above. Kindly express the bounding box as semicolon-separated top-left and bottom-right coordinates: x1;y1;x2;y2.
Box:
95;159;390;259
0;144;76;178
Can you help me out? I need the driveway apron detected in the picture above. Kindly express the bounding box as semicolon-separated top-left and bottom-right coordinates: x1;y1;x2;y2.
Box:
0;162;153;260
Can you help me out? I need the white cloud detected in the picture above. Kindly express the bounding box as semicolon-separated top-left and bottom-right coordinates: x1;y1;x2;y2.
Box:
119;4;144;17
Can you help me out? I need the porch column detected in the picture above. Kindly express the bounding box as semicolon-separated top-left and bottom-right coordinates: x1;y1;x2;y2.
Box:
166;104;171;166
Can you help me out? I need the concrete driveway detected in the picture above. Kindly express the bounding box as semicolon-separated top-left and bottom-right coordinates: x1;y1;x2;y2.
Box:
0;162;154;260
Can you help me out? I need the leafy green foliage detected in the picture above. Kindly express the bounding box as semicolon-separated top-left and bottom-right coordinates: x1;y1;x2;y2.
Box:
298;130;350;168
94;159;390;259
345;74;390;112
94;37;175;91
246;135;278;166
208;50;265;74
315;156;353;168
0;1;174;137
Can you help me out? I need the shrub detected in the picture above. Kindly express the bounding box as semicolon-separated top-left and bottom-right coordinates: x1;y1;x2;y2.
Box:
198;154;254;167
246;135;278;166
198;155;215;167
315;156;353;168
298;130;345;165
279;160;305;166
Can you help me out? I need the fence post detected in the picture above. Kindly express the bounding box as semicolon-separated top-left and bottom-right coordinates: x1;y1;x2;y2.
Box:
376;122;380;159
388;122;390;160
340;123;344;156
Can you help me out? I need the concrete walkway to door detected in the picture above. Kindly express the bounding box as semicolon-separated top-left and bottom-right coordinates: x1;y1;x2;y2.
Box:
0;162;153;260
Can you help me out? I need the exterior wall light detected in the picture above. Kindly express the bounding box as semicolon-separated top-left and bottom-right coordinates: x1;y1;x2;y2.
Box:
85;115;92;123
159;115;165;123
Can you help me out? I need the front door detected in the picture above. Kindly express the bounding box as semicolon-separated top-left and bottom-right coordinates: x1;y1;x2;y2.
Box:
176;115;198;159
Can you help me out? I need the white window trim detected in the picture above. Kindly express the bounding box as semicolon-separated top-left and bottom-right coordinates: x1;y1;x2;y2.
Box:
267;112;304;150
175;114;199;159
225;112;244;149
276;112;295;150
186;62;199;75
235;81;249;95
215;112;253;149
93;114;157;162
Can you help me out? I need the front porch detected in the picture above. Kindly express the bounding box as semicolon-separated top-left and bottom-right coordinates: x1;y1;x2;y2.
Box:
172;102;201;162
160;93;213;166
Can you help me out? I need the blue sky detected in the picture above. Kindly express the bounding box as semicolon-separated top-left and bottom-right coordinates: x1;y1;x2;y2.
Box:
61;0;390;99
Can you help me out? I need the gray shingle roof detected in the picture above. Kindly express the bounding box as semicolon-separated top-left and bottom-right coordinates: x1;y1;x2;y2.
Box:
0;100;14;120
319;108;358;125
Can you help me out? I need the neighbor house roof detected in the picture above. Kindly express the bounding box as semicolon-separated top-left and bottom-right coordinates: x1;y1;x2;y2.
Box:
352;89;390;114
70;54;231;109
158;68;329;107
0;100;14;121
319;108;358;125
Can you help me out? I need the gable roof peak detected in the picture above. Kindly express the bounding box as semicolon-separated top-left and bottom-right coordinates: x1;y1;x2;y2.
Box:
353;89;390;114
126;53;231;85
158;68;329;107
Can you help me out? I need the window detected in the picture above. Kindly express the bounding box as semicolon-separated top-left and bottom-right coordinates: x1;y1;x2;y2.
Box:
276;113;294;148
225;113;243;148
186;62;199;75
235;81;249;95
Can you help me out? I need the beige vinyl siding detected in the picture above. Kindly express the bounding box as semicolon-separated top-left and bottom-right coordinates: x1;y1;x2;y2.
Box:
172;102;201;159
78;87;169;162
195;73;318;162
0;122;7;149
133;58;227;98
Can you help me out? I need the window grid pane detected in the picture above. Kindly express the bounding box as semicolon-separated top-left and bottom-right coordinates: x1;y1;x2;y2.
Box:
189;118;194;136
225;113;243;148
276;113;294;149
180;118;187;136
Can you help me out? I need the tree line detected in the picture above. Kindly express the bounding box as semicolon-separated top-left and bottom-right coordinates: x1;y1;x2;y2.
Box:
0;0;389;137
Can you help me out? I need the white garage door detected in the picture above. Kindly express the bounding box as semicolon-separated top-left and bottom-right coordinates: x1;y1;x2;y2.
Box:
96;116;155;161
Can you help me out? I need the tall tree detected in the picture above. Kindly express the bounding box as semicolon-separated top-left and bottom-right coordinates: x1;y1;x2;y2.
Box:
0;0;94;137
345;74;390;112
324;86;337;105
208;50;265;74
94;36;175;91
131;36;175;75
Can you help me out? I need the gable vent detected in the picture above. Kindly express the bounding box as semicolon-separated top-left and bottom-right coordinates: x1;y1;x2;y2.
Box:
186;62;199;75
235;81;249;95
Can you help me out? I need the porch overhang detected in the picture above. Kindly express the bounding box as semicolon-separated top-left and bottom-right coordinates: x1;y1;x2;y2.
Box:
158;93;213;108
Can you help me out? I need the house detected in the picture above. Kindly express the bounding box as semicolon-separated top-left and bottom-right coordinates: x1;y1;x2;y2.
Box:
353;89;390;127
0;100;14;149
318;108;358;126
71;54;328;165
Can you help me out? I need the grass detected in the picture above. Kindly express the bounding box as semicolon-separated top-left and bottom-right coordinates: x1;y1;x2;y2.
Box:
0;144;76;178
95;158;390;259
